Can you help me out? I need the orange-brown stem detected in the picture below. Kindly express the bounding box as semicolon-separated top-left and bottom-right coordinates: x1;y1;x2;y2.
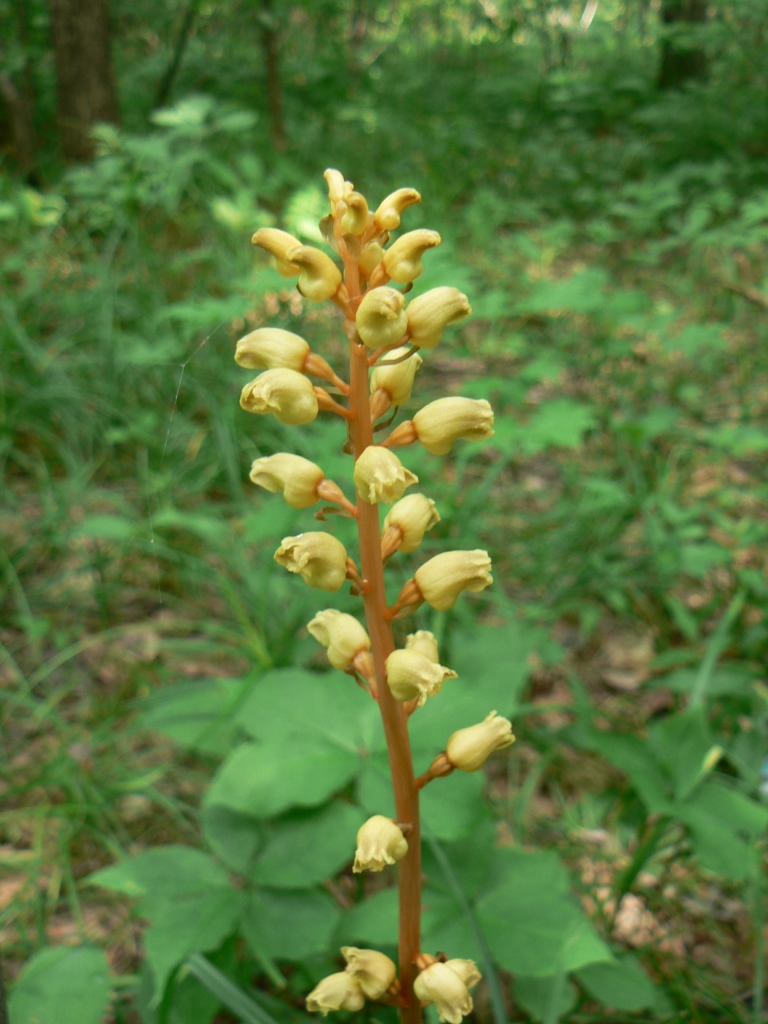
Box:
348;322;423;1024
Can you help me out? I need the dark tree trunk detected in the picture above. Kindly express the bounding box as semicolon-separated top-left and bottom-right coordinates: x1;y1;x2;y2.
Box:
659;0;708;89
259;0;285;153
0;2;40;179
48;0;119;161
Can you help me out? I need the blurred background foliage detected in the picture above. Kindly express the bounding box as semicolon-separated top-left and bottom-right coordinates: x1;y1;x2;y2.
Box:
1;1;768;1022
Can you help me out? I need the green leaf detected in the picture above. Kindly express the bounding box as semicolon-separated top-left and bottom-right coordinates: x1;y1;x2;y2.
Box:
138;676;254;756
676;780;768;880
341;887;399;948
71;514;138;542
144;887;241;995
577;953;665;1012
249;802;365;887
185;954;288;1024
649;707;714;801
9;946;112;1024
241;888;340;960
575;727;672;814
514;974;577;1021
358;756;487;841
205;739;361;819
89;846;230;900
202;805;263;874
236;668;382;752
519;400;597;454
474;849;612;976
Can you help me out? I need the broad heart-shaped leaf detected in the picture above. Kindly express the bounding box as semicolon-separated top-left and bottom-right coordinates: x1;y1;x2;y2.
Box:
570;725;672;816
649;706;714;801
137;675;255;757
88;847;240;996
358;754;487;841
236;668;383;753
88;845;230;900
144;887;241;995
513;974;577;1021
9;945;112;1024
577;953;668;1013
202;804;263;875
241;888;340;961
674;779;768;880
204;738;361;819
474;849;612;976
248;801;365;888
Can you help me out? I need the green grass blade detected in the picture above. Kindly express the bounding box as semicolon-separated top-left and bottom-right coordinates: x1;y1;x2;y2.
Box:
184;953;293;1024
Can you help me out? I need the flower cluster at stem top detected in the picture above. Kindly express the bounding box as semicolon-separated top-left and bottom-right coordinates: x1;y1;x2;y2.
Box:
236;169;515;1021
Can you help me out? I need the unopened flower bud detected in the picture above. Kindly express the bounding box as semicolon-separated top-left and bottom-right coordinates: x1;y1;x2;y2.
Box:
382;229;441;284
414;961;475;1024
235;328;309;372
252;227;302;276
287;245;343;302
353;815;408;873
306;972;365;1015
412;397;495;455
382;494;440;553
446;711;515;772
249;453;324;508
414;550;493;610
341;192;369;235
370;347;423;406
406;287;472;349
240;369;318;425
354;446;418;504
356;287;408;349
307;609;370;670
341;948;397;999
324;168;346;204
274;532;348;592
385;648;457;706
405;630;439;663
374;188;421;231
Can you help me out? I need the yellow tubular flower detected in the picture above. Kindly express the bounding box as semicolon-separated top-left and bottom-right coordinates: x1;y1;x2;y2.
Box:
324;167;346;204
340;191;370;235
382;493;440;553
382;229;441;284
414;550;493;610
307;609;371;670
341;948;397;1000
373;187;422;231
444;960;482;991
249;453;324;508
353;815;408;872
274;533;348;592
405;629;440;663
385;648;457;706
286;245;343;302
359;242;384;278
239;369;318;425
446;711;515;772
412;397;495;455
251;227;303;276
355;287;408;349
370;346;423;407
354;446;418;505
406;286;472;349
306;972;365;1015
413;962;474;1024
235;328;309;371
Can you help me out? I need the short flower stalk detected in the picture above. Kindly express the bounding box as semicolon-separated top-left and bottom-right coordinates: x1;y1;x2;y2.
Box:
238;170;515;1024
